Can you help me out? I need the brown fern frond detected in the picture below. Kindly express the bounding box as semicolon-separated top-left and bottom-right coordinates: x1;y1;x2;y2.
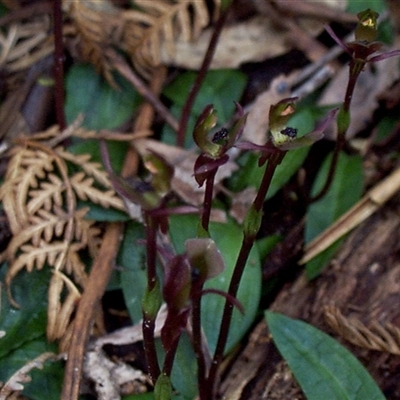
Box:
47;270;81;341
0;124;126;340
67;0;120;85
58;149;114;188
324;304;400;355
66;0;219;80
1;147;55;232
123;0;218;77
70;171;125;210
27;173;64;214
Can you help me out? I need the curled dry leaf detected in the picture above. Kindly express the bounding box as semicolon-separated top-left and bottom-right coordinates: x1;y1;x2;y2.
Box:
0;125;125;340
0;352;58;400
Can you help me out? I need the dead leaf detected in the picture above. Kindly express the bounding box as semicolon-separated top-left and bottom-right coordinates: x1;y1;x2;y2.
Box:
319;52;400;139
160;0;347;70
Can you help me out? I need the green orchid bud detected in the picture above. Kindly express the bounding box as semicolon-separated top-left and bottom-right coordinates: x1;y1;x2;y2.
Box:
269;98;298;147
142;281;162;320
243;204;262;239
355;9;379;42
154;373;172;400
337;105;350;134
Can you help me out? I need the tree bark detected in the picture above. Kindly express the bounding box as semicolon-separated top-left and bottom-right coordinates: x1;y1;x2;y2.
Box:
220;194;400;399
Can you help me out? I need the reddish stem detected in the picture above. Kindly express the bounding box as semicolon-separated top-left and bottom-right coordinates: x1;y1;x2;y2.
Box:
205;150;285;398
53;0;66;129
176;5;232;147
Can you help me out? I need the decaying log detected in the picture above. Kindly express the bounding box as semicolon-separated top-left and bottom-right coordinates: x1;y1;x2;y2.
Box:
220;194;400;399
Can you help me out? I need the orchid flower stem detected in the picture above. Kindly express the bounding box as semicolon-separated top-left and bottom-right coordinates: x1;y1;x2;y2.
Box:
201;171;217;233
142;212;161;383
191;294;207;397
176;4;232;147
145;213;158;291
205;150;286;399
53;0;66;130
163;336;181;377
309;59;363;203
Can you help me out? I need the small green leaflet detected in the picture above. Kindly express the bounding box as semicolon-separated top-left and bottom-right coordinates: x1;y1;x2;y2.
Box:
266;311;386;400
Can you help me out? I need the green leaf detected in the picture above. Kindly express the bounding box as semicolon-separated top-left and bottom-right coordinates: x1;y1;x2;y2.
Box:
118;222;148;323
169;333;198;399
155;373;173;400
162;70;247;147
305;152;363;277
0;339;63;400
306;152;363;241
230;147;309;198
266;312;386;400
69;139;128;175
0;268;50;358
65;63;142;130
169;215;261;353
0;268;63;400
81;201;130;222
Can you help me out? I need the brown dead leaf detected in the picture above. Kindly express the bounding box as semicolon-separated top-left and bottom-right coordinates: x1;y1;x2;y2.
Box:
319;53;400;139
160;0;347;70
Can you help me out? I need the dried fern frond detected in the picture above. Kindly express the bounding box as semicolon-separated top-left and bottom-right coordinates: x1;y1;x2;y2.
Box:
66;0;220;80
0;125;125;340
123;0;217;76
66;0;119;85
0;15;54;72
324;304;400;355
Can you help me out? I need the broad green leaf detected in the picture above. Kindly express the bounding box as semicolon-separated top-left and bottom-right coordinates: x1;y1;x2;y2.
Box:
69;139;128;174
305;152;363;277
65;63;142;130
169;215;261;353
162;70;247;147
229;146;310;198
266;312;386;400
153;332;198;399
82;201;130;222
168;333;198;399
0;268;50;358
118;221;148;323
0;268;63;400
306;152;363;241
0;339;63;400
